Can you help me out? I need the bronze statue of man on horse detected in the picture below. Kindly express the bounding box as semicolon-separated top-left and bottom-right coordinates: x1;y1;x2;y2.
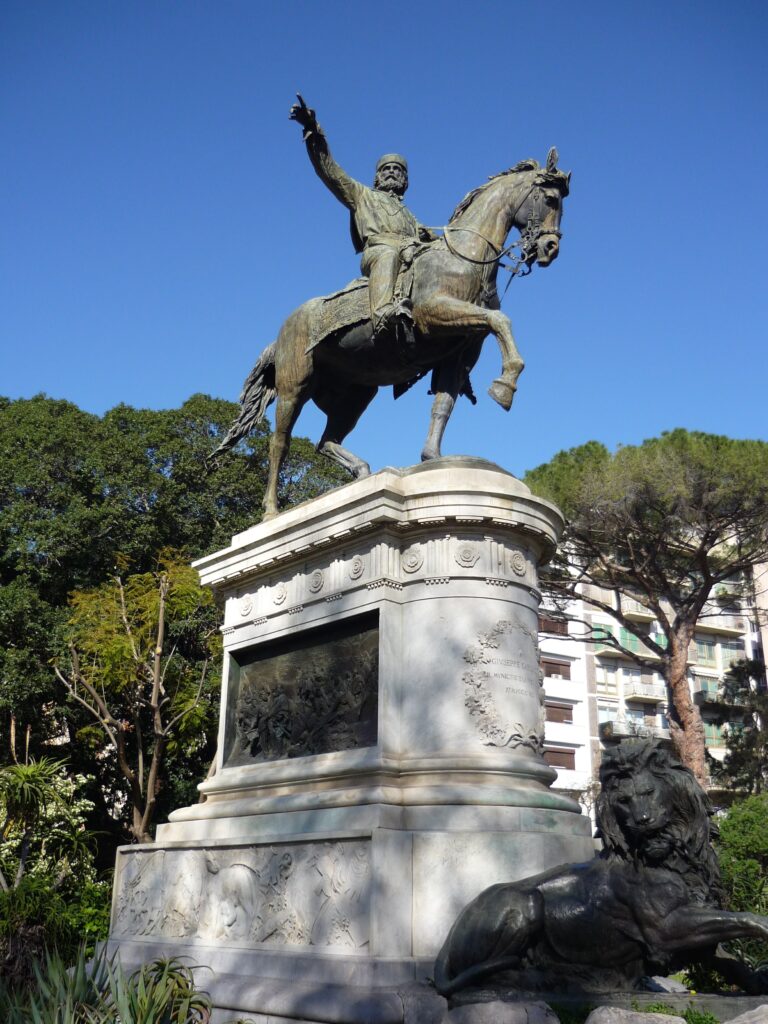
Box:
212;97;570;520
290;94;438;344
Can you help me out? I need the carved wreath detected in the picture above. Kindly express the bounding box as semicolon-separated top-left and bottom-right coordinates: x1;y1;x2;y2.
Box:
462;619;543;753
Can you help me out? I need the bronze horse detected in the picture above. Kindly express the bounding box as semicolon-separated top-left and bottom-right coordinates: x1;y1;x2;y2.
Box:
214;152;570;519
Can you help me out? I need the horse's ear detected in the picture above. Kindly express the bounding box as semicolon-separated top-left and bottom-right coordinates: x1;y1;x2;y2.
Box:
546;146;559;173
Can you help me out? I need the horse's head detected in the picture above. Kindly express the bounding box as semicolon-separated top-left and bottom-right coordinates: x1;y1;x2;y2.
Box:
516;147;571;268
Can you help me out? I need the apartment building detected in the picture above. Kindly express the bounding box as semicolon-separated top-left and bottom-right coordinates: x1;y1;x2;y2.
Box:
539;572;765;803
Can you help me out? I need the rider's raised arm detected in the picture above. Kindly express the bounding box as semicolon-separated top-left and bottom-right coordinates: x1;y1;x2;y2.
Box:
289;94;363;211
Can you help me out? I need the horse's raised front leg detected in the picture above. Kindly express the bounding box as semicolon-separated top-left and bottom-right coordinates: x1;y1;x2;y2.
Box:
415;297;524;410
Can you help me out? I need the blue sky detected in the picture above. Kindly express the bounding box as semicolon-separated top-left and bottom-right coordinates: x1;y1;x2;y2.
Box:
2;1;766;478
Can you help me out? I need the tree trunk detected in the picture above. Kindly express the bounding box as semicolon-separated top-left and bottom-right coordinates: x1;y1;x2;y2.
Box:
666;626;707;785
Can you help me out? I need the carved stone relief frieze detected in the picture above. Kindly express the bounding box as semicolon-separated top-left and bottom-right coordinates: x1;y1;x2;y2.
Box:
348;555;365;580
113;840;371;950
273;582;288;606
462;619;544;753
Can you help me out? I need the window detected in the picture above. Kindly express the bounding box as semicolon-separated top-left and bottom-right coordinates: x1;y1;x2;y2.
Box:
621;666;641;682
721;640;746;669
541;659;571;680
598;704;616;724
625;706;645;724
593;624;615;646
619;627;642;653
695;636;717;665
652;631;669;650
543;748;576;770
703;721;725;746
596;661;618;694
539;616;568;636
545;702;574;724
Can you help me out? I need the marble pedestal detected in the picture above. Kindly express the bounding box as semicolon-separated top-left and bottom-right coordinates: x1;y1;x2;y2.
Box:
108;459;594;1023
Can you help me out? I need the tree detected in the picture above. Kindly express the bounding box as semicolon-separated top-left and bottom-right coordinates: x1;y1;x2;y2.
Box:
711;659;768;795
525;430;768;783
0;393;346;780
55;553;219;843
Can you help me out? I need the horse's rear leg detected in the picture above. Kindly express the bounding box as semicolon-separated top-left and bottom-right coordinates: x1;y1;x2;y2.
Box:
315;385;377;479
263;386;307;520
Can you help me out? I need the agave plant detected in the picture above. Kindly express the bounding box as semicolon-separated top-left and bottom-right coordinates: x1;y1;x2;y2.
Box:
98;956;211;1024
0;946;212;1024
0;944;110;1023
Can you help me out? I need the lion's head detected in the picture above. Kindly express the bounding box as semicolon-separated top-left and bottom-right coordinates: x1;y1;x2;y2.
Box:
595;741;723;905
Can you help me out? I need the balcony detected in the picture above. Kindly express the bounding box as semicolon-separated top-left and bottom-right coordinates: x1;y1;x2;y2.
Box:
623;680;667;703
599;719;670;742
622;599;655;622
695;614;747;637
693;679;721;703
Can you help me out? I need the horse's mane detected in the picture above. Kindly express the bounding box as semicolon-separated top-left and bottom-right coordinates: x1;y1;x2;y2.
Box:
449;160;540;223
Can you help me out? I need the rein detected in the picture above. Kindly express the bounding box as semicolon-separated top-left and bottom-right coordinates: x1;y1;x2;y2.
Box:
438;181;562;290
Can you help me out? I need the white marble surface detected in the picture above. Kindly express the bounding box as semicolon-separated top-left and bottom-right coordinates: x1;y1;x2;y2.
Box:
111;460;596;1022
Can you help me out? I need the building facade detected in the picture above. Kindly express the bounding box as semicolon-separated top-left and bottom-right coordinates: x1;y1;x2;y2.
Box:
539;571;766;806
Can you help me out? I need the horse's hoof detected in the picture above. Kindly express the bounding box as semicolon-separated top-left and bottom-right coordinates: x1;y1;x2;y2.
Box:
354;463;371;480
421;449;438;462
488;378;516;410
262;509;278;522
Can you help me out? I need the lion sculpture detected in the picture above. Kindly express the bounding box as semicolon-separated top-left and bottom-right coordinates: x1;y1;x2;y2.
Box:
434;741;768;996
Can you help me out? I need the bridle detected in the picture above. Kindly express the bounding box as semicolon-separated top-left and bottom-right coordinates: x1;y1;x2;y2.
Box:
441;179;563;286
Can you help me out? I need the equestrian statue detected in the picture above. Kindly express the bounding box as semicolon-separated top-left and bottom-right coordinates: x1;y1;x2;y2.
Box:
212;96;570;520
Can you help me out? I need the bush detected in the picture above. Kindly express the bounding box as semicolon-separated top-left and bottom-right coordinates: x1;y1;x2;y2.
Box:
0;760;111;986
0;946;212;1023
686;794;768;991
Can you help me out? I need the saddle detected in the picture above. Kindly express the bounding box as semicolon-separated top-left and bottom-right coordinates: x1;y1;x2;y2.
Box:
305;240;478;403
306;240;434;354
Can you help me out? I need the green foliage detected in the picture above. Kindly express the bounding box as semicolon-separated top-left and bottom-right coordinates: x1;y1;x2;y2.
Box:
0;392;345;847
0;944;110;1023
0;946;211;1023
0;761;109;983
525;430;768;774
100;957;211;1024
711;659;768;794
633;1002;719;1023
687;794;768;990
718;794;768;973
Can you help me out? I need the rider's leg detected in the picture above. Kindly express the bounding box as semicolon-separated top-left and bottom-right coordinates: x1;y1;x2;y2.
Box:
361;244;402;335
415;296;524;411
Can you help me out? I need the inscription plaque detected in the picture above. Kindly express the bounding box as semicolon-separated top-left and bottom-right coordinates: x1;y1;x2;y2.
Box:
225;612;378;765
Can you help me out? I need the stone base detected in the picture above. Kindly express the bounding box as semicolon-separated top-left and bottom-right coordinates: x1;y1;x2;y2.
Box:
108;460;596;1023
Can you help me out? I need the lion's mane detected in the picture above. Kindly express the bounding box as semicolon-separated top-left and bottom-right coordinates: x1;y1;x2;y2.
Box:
595;740;724;906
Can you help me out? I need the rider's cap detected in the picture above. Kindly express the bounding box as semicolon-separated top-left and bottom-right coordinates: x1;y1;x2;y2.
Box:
376;153;408;173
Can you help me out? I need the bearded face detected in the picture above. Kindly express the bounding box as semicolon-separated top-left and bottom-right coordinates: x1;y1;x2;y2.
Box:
374;161;408;196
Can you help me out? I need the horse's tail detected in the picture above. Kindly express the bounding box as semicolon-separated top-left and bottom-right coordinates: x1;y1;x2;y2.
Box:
208;342;277;463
